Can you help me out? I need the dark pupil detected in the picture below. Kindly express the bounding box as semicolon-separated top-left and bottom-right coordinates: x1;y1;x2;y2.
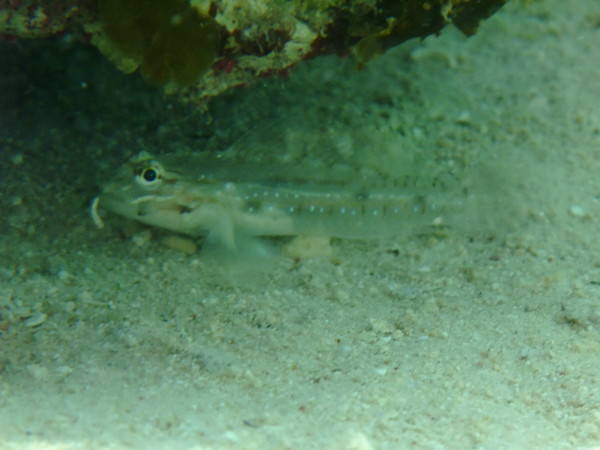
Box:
143;168;157;182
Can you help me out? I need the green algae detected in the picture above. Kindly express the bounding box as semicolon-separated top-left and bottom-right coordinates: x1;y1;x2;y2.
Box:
99;0;222;87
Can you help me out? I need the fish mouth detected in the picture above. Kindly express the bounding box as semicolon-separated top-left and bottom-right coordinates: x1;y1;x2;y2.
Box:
90;192;141;229
91;190;194;234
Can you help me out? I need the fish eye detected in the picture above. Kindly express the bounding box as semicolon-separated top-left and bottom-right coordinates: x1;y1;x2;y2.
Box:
135;164;162;186
142;167;158;182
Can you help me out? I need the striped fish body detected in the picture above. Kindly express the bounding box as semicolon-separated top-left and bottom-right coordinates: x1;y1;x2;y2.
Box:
95;151;436;250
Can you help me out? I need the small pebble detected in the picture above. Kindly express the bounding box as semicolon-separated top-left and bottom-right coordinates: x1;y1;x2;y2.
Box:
432;216;444;226
23;312;47;328
14;307;32;319
569;205;585;218
282;235;333;260
132;229;152;247
10;153;24;165
456;110;472;125
26;364;49;380
375;367;388;376
58;269;73;283
161;235;198;255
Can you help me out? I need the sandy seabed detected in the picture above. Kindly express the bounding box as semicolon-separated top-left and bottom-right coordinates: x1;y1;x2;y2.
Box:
1;0;600;448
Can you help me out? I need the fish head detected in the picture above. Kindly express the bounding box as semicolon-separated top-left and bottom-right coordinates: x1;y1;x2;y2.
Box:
93;151;200;233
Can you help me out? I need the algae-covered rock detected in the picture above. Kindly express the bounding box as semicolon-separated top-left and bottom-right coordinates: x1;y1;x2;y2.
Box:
1;0;508;101
0;0;94;38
